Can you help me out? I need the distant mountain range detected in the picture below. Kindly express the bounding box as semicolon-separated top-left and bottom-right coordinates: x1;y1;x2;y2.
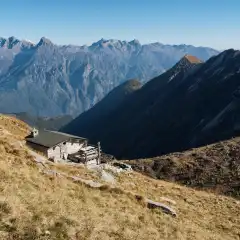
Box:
63;50;240;159
0;36;219;117
8;112;73;130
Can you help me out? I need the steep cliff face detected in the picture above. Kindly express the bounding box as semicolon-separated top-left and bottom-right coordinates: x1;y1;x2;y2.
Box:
0;37;218;116
63;50;240;159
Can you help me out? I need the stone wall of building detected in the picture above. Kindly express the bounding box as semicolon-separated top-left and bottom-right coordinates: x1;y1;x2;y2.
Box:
47;139;87;161
47;145;61;160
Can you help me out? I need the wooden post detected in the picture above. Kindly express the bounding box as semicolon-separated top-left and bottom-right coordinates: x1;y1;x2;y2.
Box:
97;142;101;165
85;152;87;164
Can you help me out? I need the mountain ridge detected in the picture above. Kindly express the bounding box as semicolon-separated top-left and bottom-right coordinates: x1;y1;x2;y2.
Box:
126;136;240;198
0;36;219;117
63;49;240;159
0;36;220;50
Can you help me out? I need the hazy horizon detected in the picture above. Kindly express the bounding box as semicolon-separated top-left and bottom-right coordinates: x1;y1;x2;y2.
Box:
1;0;239;50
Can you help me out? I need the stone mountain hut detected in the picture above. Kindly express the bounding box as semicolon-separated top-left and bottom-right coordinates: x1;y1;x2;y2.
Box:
25;128;101;164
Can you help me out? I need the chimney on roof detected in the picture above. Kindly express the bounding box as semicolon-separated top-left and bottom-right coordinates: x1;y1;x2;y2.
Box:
31;127;39;137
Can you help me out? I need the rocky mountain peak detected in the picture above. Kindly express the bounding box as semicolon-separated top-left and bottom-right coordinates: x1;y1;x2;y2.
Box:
21;39;35;48
8;36;19;43
90;38;126;49
0;37;6;47
129;39;141;46
0;36;20;49
167;54;203;81
91;38;107;47
36;37;53;47
183;54;203;64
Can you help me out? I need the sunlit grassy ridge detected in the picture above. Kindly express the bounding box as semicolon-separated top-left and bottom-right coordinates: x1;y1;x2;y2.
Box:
0;115;239;240
127;138;240;198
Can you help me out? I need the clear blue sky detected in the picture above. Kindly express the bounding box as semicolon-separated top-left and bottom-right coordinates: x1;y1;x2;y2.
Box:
1;0;239;49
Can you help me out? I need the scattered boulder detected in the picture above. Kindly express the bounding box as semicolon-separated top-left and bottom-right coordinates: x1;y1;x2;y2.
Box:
112;162;132;171
135;195;177;217
101;170;116;184
146;199;177;217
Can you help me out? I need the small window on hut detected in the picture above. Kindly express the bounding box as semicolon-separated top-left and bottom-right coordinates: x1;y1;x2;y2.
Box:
63;142;66;145
53;147;56;150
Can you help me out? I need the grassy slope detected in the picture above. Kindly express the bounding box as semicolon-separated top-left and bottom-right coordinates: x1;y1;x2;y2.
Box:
126;138;240;198
0;115;239;240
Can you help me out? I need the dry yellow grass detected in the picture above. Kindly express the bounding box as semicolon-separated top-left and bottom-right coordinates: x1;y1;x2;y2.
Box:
0;114;30;138
127;138;240;198
0;115;239;240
